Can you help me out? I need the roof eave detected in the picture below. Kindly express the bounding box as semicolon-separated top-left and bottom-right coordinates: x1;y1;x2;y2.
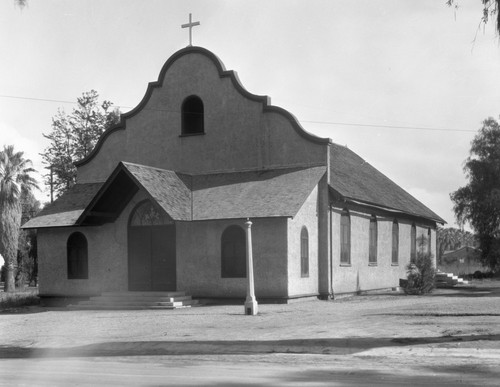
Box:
329;187;446;224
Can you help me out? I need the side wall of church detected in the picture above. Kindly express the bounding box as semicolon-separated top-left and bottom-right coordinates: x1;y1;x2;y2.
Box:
330;207;437;295
76;51;328;184
287;185;319;297
176;217;288;298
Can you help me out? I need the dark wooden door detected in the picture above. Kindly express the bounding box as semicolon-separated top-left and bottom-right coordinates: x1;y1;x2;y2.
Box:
128;225;176;291
151;225;176;291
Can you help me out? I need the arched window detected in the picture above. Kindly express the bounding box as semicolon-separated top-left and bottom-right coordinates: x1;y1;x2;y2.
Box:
392;220;399;265
181;95;204;135
221;225;246;278
300;226;309;277
67;232;88;279
410;223;417;262
369;215;378;265
340;210;351;265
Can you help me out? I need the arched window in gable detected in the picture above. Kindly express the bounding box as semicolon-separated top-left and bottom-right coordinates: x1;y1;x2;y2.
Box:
67;232;88;279
300;226;309;277
221;225;246;278
181;95;204;135
410;223;417;262
129;200;172;226
340;210;351;265
369;215;378;265
392;220;399;265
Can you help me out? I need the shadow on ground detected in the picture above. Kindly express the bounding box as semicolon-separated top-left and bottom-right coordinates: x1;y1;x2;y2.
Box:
1;334;499;359
428;285;500;298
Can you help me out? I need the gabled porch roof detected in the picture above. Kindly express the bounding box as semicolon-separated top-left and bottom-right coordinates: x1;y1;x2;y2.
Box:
22;162;326;229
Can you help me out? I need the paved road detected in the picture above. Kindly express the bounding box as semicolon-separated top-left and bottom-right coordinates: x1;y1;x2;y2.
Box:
1;351;499;386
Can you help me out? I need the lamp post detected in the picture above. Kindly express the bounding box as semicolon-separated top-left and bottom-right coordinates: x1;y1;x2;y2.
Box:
244;218;258;315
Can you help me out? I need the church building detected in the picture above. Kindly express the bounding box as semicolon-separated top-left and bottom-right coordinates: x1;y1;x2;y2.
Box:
23;46;444;303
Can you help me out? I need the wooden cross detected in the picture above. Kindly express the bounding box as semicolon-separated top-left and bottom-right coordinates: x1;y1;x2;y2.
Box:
181;13;200;46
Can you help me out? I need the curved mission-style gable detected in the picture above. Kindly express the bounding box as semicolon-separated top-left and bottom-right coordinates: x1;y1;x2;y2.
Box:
75;46;330;184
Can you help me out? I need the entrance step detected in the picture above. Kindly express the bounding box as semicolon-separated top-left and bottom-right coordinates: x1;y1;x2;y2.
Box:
435;271;469;288
68;291;199;310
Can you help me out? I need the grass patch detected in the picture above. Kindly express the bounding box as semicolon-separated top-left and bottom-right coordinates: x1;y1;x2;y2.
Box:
0;287;39;310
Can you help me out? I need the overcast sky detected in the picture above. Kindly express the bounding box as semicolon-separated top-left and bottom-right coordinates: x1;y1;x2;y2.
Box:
1;0;500;230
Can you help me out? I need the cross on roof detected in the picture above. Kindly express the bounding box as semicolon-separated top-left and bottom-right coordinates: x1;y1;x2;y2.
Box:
181;13;200;47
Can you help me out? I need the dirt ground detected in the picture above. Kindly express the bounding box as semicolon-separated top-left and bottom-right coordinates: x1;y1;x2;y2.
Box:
0;281;500;386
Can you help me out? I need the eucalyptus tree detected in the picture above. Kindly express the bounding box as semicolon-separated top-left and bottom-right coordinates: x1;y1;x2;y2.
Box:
42;90;120;198
451;117;500;270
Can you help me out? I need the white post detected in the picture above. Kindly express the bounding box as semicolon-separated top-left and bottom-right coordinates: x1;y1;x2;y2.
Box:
244;218;258;315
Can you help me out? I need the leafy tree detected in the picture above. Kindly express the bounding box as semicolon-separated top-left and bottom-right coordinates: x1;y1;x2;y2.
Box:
447;0;500;36
0;145;38;292
451;117;500;271
42;90;120;198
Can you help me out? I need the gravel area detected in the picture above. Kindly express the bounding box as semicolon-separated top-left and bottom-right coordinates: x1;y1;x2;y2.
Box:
1;281;499;349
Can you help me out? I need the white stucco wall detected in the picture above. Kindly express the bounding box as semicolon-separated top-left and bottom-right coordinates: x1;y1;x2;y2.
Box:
330;206;437;296
177;217;288;299
38;186;290;299
287;185;319;297
37;191;150;296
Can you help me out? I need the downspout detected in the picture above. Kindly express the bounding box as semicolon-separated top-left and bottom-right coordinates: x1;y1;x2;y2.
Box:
329;204;334;299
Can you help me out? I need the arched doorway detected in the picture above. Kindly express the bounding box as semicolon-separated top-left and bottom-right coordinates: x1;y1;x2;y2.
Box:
128;200;176;291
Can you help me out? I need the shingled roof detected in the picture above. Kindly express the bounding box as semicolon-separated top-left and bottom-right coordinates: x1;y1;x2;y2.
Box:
192;166;326;220
329;143;444;223
22;183;103;229
23;163;326;228
122;163;192;221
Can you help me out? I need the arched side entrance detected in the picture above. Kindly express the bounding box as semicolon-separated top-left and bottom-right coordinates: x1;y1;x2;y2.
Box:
128;200;176;291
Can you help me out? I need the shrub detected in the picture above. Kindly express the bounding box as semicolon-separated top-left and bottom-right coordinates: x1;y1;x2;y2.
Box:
0;288;39;310
403;236;436;295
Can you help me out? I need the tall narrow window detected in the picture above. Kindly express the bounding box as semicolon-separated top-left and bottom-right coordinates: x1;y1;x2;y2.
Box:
427;228;432;254
181;95;204;135
221;225;246;278
67;232;88;279
301;227;309;277
392;220;399;265
369;215;378;265
340;210;351;265
410;223;417;262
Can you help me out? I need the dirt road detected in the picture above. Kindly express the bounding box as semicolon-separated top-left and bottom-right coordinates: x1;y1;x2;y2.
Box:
1;282;499;386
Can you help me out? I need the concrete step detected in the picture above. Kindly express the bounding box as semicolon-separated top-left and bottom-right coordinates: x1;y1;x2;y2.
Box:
68;291;198;310
435;272;469;287
102;291;187;297
69;305;192;310
78;299;199;307
90;295;194;303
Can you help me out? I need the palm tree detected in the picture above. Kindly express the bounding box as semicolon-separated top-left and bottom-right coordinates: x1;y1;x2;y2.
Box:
0;145;38;292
